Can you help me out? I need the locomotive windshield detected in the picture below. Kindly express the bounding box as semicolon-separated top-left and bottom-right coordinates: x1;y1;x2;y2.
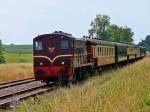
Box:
60;40;69;50
35;41;43;50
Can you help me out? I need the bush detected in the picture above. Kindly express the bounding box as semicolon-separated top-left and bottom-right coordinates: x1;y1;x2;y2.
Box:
0;39;5;63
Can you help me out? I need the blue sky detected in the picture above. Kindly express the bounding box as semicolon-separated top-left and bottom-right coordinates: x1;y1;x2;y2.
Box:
0;0;149;44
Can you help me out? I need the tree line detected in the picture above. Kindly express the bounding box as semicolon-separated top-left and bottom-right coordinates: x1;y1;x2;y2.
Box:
138;35;150;52
88;14;134;43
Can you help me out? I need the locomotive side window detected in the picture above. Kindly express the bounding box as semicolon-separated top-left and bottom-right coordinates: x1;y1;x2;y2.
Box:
35;41;43;50
60;40;69;50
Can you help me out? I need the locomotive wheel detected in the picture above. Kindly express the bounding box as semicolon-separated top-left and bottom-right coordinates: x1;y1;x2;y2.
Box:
46;81;50;85
58;73;63;86
70;74;77;83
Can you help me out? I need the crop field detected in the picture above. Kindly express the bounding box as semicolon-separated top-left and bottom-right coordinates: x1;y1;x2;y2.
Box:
4;53;33;63
9;57;150;112
3;45;33;53
3;45;33;63
0;45;33;83
0;63;33;83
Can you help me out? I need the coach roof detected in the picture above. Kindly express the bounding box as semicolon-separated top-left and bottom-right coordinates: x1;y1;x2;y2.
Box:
82;38;116;46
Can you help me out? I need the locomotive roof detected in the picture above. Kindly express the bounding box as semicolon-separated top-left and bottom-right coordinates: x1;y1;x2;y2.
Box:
82;38;115;46
34;31;76;39
135;45;145;49
52;31;75;38
82;38;138;47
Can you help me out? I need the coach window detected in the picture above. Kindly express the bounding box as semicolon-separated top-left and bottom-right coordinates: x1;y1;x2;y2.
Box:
60;40;69;50
92;47;94;57
35;41;43;50
104;47;106;56
106;48;109;56
103;47;105;56
110;48;113;56
97;47;99;57
96;47;98;57
100;47;101;56
98;47;100;56
93;47;94;57
106;48;108;56
99;47;101;56
101;47;103;56
102;47;104;56
94;47;95;56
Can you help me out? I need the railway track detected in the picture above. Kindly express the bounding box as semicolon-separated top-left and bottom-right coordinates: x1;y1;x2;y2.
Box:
0;78;58;109
0;78;35;90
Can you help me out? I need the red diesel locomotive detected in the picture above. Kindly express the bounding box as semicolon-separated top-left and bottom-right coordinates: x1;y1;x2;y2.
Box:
33;31;92;84
33;31;145;84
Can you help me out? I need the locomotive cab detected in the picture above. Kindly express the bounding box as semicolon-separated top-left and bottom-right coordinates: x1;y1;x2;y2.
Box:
33;32;74;83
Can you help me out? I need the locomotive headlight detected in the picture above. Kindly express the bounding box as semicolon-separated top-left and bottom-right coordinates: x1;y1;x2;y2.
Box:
61;61;65;65
40;62;43;66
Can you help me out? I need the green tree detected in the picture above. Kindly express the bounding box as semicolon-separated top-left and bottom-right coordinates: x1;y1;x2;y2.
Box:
120;26;134;43
107;25;134;43
139;35;150;52
88;14;110;40
0;39;5;63
138;39;145;46
107;24;121;42
88;14;134;43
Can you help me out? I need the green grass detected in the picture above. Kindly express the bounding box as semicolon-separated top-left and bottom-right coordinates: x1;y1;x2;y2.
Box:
8;57;150;112
2;45;33;63
3;45;33;53
4;53;33;63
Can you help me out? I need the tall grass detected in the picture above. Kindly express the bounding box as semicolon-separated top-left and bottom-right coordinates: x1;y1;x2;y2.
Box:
0;63;33;83
9;57;150;112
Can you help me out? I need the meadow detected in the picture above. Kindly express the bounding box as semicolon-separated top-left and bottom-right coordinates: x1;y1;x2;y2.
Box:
3;45;33;63
4;53;33;63
3;45;33;53
0;45;33;83
0;63;33;83
10;57;150;112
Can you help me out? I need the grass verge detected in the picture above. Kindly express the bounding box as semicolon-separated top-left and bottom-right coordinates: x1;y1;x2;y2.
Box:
9;57;150;112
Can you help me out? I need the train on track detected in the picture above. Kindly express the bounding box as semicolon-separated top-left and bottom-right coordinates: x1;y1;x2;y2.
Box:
33;31;146;84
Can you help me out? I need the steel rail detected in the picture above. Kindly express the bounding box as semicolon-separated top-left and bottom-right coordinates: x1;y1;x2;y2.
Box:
0;78;35;90
0;83;57;109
